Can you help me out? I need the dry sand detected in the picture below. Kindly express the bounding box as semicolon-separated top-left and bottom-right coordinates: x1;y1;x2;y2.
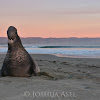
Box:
0;54;100;100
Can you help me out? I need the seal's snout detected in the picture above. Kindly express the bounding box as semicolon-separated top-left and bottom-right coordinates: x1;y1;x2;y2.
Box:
7;26;18;40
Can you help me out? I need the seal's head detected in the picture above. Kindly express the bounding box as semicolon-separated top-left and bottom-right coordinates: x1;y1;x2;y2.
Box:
7;26;22;50
7;26;18;43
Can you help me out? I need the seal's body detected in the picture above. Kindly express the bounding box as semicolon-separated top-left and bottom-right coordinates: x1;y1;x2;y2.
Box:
0;26;40;77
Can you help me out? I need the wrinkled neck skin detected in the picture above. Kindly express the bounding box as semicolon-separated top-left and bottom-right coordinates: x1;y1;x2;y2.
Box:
8;36;23;52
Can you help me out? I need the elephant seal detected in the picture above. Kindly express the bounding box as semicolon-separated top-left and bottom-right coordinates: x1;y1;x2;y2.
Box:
0;26;40;77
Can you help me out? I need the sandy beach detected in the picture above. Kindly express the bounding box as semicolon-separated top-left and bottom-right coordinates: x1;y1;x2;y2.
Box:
0;54;100;100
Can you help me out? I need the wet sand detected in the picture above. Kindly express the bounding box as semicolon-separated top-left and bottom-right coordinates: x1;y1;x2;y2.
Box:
0;54;100;100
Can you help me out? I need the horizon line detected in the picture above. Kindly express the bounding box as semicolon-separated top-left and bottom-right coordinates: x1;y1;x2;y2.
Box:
1;36;100;38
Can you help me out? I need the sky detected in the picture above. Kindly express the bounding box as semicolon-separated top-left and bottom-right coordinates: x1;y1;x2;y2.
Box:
0;0;100;38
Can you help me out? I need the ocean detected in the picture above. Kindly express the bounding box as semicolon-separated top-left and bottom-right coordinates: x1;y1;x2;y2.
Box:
0;45;100;58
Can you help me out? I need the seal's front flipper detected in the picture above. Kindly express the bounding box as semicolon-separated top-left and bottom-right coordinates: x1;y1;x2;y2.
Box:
32;59;40;75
